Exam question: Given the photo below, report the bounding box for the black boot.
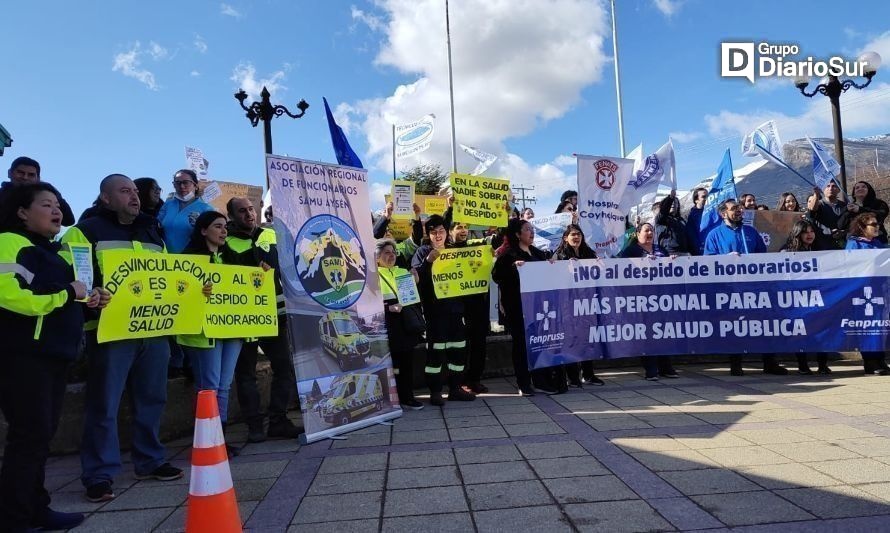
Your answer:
[796,354,813,375]
[246,417,266,443]
[864,358,877,375]
[763,355,788,375]
[447,374,476,401]
[816,354,831,374]
[427,371,445,406]
[730,355,744,376]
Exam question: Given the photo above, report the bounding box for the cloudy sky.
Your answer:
[4,0,890,216]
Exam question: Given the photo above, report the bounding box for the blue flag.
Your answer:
[808,137,842,191]
[699,149,738,243]
[323,97,363,169]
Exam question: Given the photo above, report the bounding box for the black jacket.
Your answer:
[0,229,83,359]
[492,245,550,324]
[654,196,689,254]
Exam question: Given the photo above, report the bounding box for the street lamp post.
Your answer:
[794,52,881,193]
[234,86,309,186]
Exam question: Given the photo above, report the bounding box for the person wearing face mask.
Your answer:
[0,183,110,532]
[156,169,212,254]
[411,215,476,405]
[178,211,261,456]
[61,175,181,504]
[619,222,679,381]
[845,213,890,375]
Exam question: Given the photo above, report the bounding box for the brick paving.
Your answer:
[35,361,890,531]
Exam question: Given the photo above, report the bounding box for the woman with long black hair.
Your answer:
[0,183,110,531]
[553,224,604,387]
[492,218,553,395]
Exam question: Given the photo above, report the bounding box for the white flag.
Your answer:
[185,146,210,178]
[394,115,435,159]
[741,120,784,165]
[577,155,635,257]
[623,140,676,207]
[807,137,842,191]
[460,144,498,175]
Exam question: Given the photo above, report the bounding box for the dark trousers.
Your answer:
[642,356,675,378]
[234,318,296,427]
[463,307,489,385]
[0,354,68,530]
[392,347,417,403]
[507,313,533,390]
[730,354,781,368]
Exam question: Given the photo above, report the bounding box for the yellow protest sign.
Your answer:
[450,173,511,227]
[431,245,493,299]
[383,193,448,240]
[98,251,211,343]
[204,265,278,338]
[425,197,447,216]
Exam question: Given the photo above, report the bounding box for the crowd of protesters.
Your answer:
[2,152,890,531]
[0,157,300,531]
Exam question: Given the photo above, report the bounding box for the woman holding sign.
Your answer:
[618,222,679,381]
[554,225,605,387]
[376,239,424,410]
[178,211,257,453]
[0,183,109,531]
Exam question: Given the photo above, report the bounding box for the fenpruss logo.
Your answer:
[529,300,565,349]
[853,286,884,317]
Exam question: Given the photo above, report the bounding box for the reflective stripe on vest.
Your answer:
[0,262,35,284]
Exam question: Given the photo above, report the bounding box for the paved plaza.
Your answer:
[32,361,890,532]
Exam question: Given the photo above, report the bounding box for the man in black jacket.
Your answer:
[1,157,75,226]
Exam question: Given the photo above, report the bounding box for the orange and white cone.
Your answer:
[186,390,242,533]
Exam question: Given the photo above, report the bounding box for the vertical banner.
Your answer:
[577,155,635,257]
[391,180,415,220]
[450,173,511,227]
[267,155,401,443]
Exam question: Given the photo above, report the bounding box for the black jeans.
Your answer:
[463,303,489,385]
[0,354,68,530]
[391,347,417,403]
[234,319,297,426]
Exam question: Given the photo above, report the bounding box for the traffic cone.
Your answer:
[186,390,242,533]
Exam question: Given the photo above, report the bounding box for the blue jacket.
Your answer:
[157,198,213,253]
[686,206,704,255]
[845,237,886,250]
[703,223,766,255]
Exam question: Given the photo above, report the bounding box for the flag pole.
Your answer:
[610,0,626,158]
[445,0,458,173]
[392,124,397,180]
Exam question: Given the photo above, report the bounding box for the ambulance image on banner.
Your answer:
[318,372,385,426]
[318,311,370,371]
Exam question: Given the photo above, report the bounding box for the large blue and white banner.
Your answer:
[519,250,890,369]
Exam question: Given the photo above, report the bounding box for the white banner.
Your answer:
[185,146,210,178]
[577,155,635,257]
[395,115,435,159]
[531,212,573,252]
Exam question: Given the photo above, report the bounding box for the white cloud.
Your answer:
[552,154,576,167]
[190,70,201,77]
[147,41,168,61]
[351,5,384,32]
[652,0,682,17]
[859,30,890,66]
[112,42,159,91]
[704,83,890,143]
[230,62,287,100]
[495,153,574,202]
[220,3,242,18]
[369,181,391,210]
[194,34,208,54]
[345,0,610,189]
[669,130,703,144]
